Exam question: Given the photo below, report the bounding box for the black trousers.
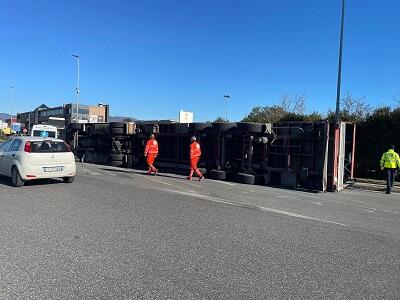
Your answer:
[385,168,397,193]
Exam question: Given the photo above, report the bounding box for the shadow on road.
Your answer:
[0,175,63,187]
[98,167,187,180]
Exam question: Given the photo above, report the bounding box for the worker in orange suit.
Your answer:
[144,134,158,175]
[187,136,204,181]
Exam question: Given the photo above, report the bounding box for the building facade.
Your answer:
[17,103,109,130]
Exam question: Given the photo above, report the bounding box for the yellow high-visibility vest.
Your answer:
[380,149,400,169]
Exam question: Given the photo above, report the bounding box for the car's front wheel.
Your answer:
[11,167,24,187]
[63,176,75,183]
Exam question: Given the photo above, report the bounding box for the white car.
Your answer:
[0,136,76,187]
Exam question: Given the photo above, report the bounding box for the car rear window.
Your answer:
[30,141,69,153]
[32,130,56,138]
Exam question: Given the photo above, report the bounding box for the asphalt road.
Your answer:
[0,163,400,299]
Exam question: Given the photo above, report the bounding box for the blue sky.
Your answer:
[1,0,399,121]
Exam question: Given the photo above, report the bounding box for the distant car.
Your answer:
[0,136,76,187]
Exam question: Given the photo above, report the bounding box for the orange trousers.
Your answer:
[146,154,157,173]
[189,157,203,178]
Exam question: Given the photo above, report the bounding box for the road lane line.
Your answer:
[209,180,235,186]
[145,176,177,187]
[160,188,348,227]
[174,179,204,188]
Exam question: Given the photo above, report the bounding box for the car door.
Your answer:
[0,139,13,175]
[3,139,22,177]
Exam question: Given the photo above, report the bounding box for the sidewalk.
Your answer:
[350,178,400,193]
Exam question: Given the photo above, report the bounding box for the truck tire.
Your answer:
[212,122,237,132]
[11,167,24,187]
[209,169,227,180]
[189,123,212,132]
[237,122,263,133]
[236,173,255,185]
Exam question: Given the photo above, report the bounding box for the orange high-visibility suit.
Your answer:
[188,141,204,180]
[144,138,159,174]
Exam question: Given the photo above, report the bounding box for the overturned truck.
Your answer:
[65,120,355,192]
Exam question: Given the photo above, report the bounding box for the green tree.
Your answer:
[242,106,287,123]
[242,92,315,123]
[214,116,228,122]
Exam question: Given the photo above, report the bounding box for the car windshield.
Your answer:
[32,130,56,138]
[30,141,69,153]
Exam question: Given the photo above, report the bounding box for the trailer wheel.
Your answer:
[209,169,227,180]
[212,122,237,132]
[110,127,124,135]
[110,122,125,128]
[236,173,255,185]
[237,122,263,133]
[189,123,212,132]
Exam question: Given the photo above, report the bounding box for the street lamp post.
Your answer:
[72,54,80,123]
[335,0,346,122]
[9,85,14,125]
[224,95,230,121]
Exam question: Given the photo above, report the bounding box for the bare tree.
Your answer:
[280,92,306,115]
[340,91,372,122]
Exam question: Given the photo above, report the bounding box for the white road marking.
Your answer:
[177,180,204,188]
[145,176,176,187]
[209,180,235,186]
[89,171,101,176]
[160,188,348,227]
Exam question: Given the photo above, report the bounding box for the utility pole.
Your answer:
[9,85,14,126]
[72,54,80,123]
[335,0,345,122]
[224,95,230,121]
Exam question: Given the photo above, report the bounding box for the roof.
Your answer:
[8,136,64,143]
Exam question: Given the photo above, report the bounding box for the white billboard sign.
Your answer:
[179,110,194,123]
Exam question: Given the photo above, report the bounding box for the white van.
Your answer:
[31,124,58,139]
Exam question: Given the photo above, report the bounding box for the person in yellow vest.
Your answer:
[380,145,400,194]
